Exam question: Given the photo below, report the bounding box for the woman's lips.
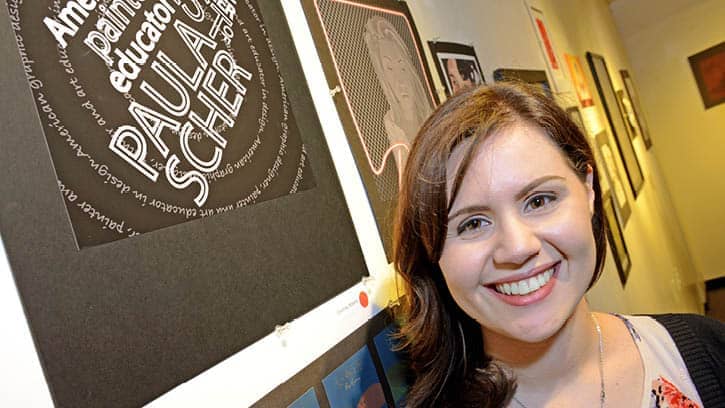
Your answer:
[487,262,560,306]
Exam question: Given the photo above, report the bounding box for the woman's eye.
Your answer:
[456,216,490,237]
[525,194,557,212]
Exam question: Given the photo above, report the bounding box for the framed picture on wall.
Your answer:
[688,41,725,109]
[586,52,644,198]
[603,192,631,287]
[620,70,653,149]
[428,41,485,97]
[595,131,631,227]
[524,4,568,93]
[493,68,552,96]
[0,1,370,406]
[616,89,639,141]
[300,0,439,260]
[565,53,594,107]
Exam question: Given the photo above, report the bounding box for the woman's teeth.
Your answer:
[495,268,554,296]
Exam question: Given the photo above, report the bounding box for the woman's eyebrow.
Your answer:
[447,175,566,221]
[514,175,565,200]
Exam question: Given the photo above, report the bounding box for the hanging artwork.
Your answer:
[493,68,552,96]
[603,192,631,286]
[254,306,409,407]
[0,1,368,407]
[617,89,638,141]
[688,41,725,109]
[595,131,631,227]
[565,53,594,107]
[620,70,653,149]
[525,4,568,93]
[428,41,485,97]
[301,0,438,260]
[586,52,644,198]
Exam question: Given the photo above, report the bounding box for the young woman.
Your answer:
[393,83,724,407]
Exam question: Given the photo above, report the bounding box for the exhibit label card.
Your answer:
[7,0,314,248]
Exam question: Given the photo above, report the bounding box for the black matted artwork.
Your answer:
[428,41,485,97]
[586,52,644,198]
[603,192,631,286]
[595,130,631,227]
[253,307,410,407]
[0,1,367,407]
[300,0,439,261]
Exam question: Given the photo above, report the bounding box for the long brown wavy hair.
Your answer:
[393,82,607,407]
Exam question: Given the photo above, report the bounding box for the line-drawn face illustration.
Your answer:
[364,16,432,185]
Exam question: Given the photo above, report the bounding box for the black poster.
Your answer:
[0,1,367,407]
[8,0,314,248]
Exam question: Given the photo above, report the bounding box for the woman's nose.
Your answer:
[492,216,541,267]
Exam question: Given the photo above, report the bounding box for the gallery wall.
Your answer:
[610,0,725,282]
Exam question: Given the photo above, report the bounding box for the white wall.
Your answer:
[610,0,725,282]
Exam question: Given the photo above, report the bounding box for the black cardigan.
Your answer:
[651,314,725,408]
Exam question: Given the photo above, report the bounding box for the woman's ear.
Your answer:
[586,165,595,214]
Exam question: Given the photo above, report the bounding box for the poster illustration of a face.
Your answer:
[307,0,437,258]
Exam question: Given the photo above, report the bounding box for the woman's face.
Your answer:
[438,123,596,344]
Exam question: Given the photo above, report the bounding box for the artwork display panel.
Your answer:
[688,41,725,109]
[428,41,485,97]
[595,131,631,227]
[586,52,644,198]
[525,5,568,93]
[254,307,410,407]
[300,0,439,260]
[565,53,594,107]
[603,192,631,286]
[0,1,368,407]
[493,68,552,96]
[620,70,653,149]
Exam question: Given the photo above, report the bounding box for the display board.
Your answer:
[0,1,367,406]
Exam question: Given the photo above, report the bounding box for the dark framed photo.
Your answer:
[301,0,439,260]
[620,70,653,149]
[493,68,552,96]
[586,52,644,198]
[1,2,368,406]
[603,192,631,287]
[688,41,725,109]
[595,131,631,227]
[428,41,485,97]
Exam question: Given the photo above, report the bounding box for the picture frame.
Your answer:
[428,41,485,97]
[595,131,631,227]
[0,2,369,406]
[565,53,594,107]
[616,89,638,141]
[300,0,439,260]
[524,4,568,93]
[586,52,644,198]
[620,70,653,149]
[493,68,552,96]
[688,41,725,109]
[602,191,631,287]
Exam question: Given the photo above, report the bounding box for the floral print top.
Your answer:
[615,315,703,408]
